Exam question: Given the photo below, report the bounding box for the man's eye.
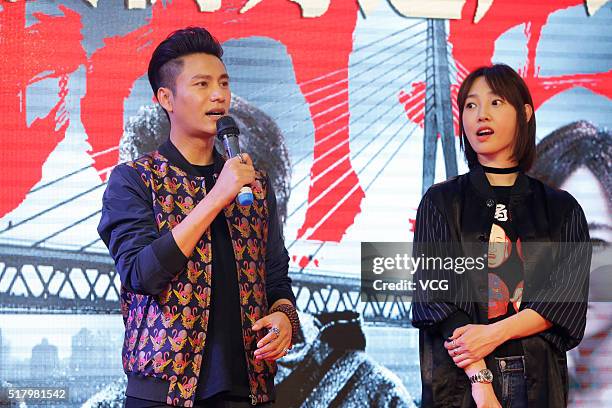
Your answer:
[465,102,476,109]
[197,82,208,87]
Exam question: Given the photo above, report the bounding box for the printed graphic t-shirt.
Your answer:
[487,186,524,357]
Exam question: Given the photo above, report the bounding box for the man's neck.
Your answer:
[169,132,215,166]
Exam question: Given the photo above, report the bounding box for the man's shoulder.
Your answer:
[125,150,191,179]
[107,151,166,194]
[126,150,162,170]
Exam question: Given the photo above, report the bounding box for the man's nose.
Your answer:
[210,88,225,102]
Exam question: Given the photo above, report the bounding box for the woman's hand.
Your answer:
[252,311,292,361]
[444,324,505,368]
[471,383,502,408]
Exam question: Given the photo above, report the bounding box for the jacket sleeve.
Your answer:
[97,164,188,295]
[522,204,591,352]
[263,177,295,307]
[411,193,473,337]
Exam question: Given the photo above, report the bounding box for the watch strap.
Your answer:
[469,369,493,384]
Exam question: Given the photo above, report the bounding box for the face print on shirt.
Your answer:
[489,274,524,319]
[487,202,525,319]
[488,222,511,268]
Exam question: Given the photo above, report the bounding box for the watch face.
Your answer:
[481,369,494,383]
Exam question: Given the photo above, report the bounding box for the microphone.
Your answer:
[216,116,254,206]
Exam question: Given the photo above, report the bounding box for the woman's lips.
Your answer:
[476,127,494,142]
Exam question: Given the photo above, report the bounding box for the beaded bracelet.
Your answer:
[270,303,300,344]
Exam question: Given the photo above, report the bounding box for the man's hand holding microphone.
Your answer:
[209,152,255,208]
[211,116,255,207]
[170,116,254,257]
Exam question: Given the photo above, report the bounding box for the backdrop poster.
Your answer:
[0,0,610,406]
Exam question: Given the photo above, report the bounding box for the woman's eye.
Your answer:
[492,99,503,106]
[465,102,476,109]
[197,82,208,87]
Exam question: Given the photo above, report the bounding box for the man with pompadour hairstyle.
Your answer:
[99,26,299,407]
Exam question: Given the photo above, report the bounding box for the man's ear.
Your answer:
[524,104,533,123]
[157,87,173,113]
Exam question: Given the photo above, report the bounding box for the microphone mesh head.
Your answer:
[216,115,239,138]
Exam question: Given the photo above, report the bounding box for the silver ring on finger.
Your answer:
[271,327,280,338]
[451,339,456,348]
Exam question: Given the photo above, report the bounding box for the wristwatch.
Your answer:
[469,368,493,384]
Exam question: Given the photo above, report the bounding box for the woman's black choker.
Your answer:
[482,165,520,174]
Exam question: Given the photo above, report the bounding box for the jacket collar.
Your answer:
[158,139,225,176]
[468,164,532,199]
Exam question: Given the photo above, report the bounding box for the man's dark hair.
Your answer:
[147,26,224,99]
[457,64,537,171]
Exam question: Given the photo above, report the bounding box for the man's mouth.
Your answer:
[205,109,226,117]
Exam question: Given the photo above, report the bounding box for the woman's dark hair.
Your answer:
[530,120,612,208]
[457,64,536,171]
[147,26,223,99]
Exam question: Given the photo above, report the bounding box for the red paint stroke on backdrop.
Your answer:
[400,0,612,130]
[398,82,460,135]
[0,2,85,219]
[408,217,416,233]
[81,0,363,243]
[0,0,363,243]
[298,255,310,269]
[293,255,319,269]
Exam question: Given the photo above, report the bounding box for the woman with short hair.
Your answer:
[412,64,591,408]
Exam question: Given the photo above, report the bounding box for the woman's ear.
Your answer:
[524,104,533,123]
[157,87,173,113]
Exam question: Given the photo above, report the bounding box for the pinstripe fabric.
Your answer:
[522,205,591,352]
[411,188,591,352]
[412,169,592,407]
[411,194,475,328]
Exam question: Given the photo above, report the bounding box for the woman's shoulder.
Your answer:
[527,175,587,232]
[422,173,468,203]
[527,174,580,209]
